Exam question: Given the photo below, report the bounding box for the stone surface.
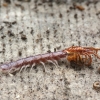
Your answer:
[0,0,100,100]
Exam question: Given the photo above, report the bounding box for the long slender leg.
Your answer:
[30,63,36,72]
[86,54,92,65]
[83,52,92,66]
[74,53,77,62]
[47,60,58,68]
[77,53,81,63]
[53,60,59,68]
[78,53,89,65]
[19,65,25,73]
[8,67,15,74]
[69,53,81,65]
[82,54,88,64]
[75,53,82,65]
[93,52,100,59]
[23,65,30,71]
[75,53,78,64]
[71,53,77,62]
[40,61,46,72]
[88,51,100,59]
[84,55,88,64]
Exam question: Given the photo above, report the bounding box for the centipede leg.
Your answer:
[78,54,81,63]
[75,53,84,65]
[81,53,88,64]
[75,53,80,63]
[83,53,92,66]
[74,53,81,64]
[76,53,88,65]
[30,63,36,72]
[19,65,25,73]
[53,60,59,67]
[8,68,14,74]
[87,54,92,65]
[23,65,29,71]
[88,51,100,59]
[47,60,58,68]
[76,53,80,63]
[79,53,87,65]
[8,66,19,74]
[93,52,100,59]
[40,61,46,72]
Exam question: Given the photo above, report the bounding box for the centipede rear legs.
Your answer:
[84,53,92,66]
[92,52,100,59]
[68,53,91,70]
[67,53,81,70]
[77,53,92,66]
[74,53,84,64]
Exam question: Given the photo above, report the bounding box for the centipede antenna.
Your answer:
[47,60,58,68]
[40,61,46,72]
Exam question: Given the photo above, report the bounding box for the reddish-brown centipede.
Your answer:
[0,51,67,73]
[63,46,100,65]
[0,46,100,73]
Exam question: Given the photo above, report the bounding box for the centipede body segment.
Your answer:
[0,51,67,73]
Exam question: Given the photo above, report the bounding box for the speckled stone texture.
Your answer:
[0,0,100,100]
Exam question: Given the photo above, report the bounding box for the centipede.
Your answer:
[63,46,100,65]
[0,46,100,73]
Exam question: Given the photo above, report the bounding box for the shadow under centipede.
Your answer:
[11,71,18,76]
[70,61,94,71]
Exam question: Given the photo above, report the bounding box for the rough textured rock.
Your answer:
[0,0,100,100]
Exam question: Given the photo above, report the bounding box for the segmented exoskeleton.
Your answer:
[0,51,67,73]
[0,46,100,73]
